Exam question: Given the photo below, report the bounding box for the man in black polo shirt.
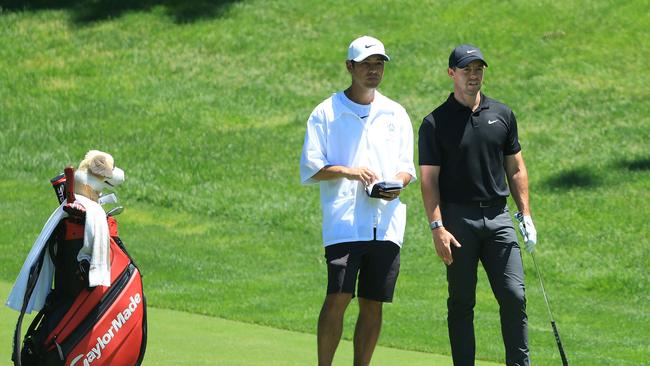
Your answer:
[418,44,537,366]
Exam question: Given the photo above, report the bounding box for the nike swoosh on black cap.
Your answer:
[449,44,488,68]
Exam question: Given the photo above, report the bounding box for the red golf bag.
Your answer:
[12,167,147,366]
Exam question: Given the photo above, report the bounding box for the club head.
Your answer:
[98,193,118,205]
[107,206,124,217]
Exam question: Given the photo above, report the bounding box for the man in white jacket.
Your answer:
[300,36,416,366]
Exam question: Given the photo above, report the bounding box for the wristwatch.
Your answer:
[429,219,444,230]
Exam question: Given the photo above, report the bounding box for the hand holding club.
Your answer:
[515,212,537,253]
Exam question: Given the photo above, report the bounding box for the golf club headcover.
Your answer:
[76,150,126,196]
[515,212,537,253]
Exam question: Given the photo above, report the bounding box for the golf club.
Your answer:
[107,206,124,217]
[530,251,569,366]
[64,166,76,204]
[98,192,118,205]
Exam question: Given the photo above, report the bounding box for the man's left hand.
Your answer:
[516,213,537,253]
[379,190,401,201]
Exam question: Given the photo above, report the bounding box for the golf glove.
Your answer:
[515,212,537,253]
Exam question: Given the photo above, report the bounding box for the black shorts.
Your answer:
[324,240,400,302]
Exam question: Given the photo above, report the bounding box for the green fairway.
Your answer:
[1,1,649,365]
[0,281,501,365]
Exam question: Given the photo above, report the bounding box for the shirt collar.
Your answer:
[333,90,386,120]
[447,92,490,112]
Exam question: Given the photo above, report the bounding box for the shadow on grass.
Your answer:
[618,157,650,172]
[544,166,602,190]
[0,0,240,23]
[542,156,649,191]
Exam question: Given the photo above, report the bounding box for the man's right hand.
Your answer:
[345,166,378,187]
[432,228,461,265]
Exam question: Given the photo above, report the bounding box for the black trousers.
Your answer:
[442,202,530,366]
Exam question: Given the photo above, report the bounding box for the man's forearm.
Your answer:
[395,171,414,188]
[312,165,379,187]
[420,180,442,223]
[505,153,531,215]
[419,166,443,222]
[509,171,530,215]
[312,165,350,181]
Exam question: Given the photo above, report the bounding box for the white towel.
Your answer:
[6,195,111,313]
[6,203,63,313]
[75,195,111,287]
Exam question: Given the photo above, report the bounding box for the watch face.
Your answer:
[430,220,443,229]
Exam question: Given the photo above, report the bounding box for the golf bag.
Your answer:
[12,169,147,366]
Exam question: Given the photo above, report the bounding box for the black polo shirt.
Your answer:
[418,92,521,203]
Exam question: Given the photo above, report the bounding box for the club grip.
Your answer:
[64,166,76,204]
[551,321,569,366]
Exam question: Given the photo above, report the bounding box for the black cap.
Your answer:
[448,44,488,68]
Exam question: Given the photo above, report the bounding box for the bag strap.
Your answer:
[12,246,48,366]
[13,166,78,365]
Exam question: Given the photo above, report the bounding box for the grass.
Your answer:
[1,0,649,365]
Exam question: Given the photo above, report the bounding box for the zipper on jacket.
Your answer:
[373,214,379,241]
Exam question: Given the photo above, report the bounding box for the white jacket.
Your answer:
[300,91,416,247]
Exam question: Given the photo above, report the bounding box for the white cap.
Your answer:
[347,36,390,62]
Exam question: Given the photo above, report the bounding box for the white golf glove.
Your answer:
[515,212,537,253]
